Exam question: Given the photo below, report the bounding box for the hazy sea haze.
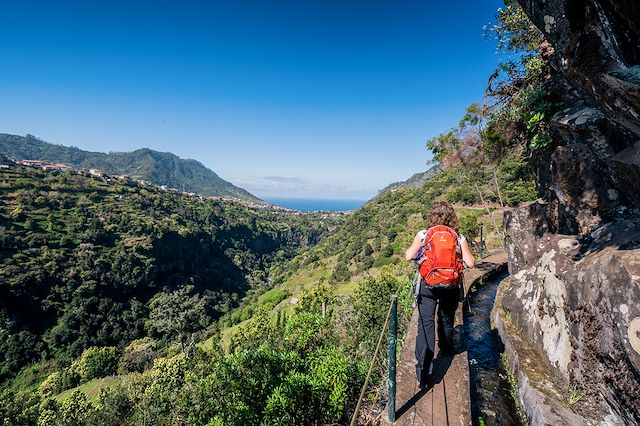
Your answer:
[263,198,366,212]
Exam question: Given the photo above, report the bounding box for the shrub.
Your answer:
[446,186,479,204]
[118,338,157,374]
[71,346,119,382]
[229,306,274,353]
[380,244,394,257]
[295,284,337,316]
[498,156,538,205]
[457,210,483,243]
[307,346,360,421]
[330,262,351,284]
[38,371,64,398]
[284,312,332,355]
[59,390,94,425]
[348,272,401,353]
[373,256,395,268]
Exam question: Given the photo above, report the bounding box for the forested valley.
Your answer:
[0,165,346,423]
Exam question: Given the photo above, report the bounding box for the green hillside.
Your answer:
[377,164,441,194]
[271,156,535,295]
[0,165,339,385]
[0,133,259,201]
[0,114,540,426]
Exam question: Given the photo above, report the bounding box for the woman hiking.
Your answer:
[404,201,475,389]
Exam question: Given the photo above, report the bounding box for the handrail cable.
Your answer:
[349,297,395,426]
[349,272,416,425]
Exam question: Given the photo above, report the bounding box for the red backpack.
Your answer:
[418,225,464,287]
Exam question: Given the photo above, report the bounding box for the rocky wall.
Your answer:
[504,203,640,423]
[501,1,640,422]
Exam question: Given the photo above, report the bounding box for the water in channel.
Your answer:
[463,270,524,426]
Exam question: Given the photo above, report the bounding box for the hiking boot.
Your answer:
[417,375,431,390]
[417,363,434,390]
[438,345,455,357]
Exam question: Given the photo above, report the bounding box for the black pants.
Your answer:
[415,284,460,385]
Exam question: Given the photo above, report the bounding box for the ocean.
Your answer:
[263,198,367,212]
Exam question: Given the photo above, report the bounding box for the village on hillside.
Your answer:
[0,153,346,218]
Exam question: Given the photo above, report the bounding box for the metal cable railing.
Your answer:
[349,294,397,426]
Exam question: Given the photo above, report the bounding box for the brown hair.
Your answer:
[426,201,459,230]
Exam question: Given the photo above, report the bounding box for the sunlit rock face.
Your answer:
[504,1,640,423]
[505,205,640,423]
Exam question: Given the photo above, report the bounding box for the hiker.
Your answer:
[404,201,475,389]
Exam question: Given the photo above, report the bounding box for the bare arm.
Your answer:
[405,233,422,261]
[460,239,475,269]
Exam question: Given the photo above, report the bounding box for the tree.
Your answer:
[426,130,461,164]
[146,285,210,354]
[295,284,337,317]
[71,346,119,382]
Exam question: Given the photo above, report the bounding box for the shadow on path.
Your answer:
[430,354,454,387]
[395,387,429,419]
[394,353,455,420]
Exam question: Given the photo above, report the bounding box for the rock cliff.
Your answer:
[500,1,640,424]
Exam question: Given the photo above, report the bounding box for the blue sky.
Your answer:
[0,0,504,199]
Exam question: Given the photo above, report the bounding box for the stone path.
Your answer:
[382,252,508,426]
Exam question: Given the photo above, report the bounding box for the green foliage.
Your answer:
[117,337,157,374]
[257,288,289,308]
[0,388,41,425]
[522,86,563,146]
[34,390,94,426]
[526,111,545,130]
[457,209,483,243]
[284,313,332,355]
[530,132,551,149]
[0,165,337,381]
[446,185,480,204]
[147,285,210,352]
[295,284,337,316]
[498,156,538,205]
[71,347,119,383]
[476,1,563,159]
[229,306,275,353]
[262,347,355,425]
[567,382,586,405]
[488,0,544,54]
[347,272,402,353]
[38,372,67,398]
[426,130,461,163]
[59,390,94,425]
[330,262,351,284]
[527,111,552,149]
[37,368,80,398]
[372,255,395,268]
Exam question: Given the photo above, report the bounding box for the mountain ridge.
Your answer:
[377,164,441,195]
[0,133,259,201]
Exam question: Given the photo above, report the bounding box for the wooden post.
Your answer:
[479,223,484,258]
[322,302,326,318]
[388,295,397,422]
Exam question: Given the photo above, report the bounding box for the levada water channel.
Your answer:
[464,270,524,425]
